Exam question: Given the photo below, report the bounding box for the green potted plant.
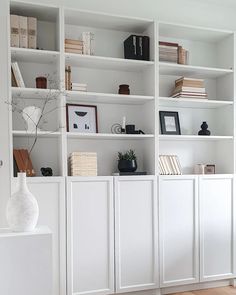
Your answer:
[118,149,137,172]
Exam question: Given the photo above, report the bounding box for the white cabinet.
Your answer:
[159,176,199,287]
[67,177,114,295]
[199,175,235,281]
[114,176,158,293]
[12,177,66,295]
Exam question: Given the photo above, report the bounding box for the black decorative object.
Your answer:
[125,124,145,135]
[118,150,137,172]
[159,111,181,135]
[119,84,130,95]
[198,121,211,136]
[124,35,150,61]
[41,167,53,176]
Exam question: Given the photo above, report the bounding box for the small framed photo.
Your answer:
[159,111,181,135]
[66,104,98,133]
[205,164,215,174]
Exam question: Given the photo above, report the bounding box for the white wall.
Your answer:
[15,0,236,30]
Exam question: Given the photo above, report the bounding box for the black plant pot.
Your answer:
[118,159,137,172]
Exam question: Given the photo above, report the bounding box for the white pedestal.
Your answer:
[0,227,52,295]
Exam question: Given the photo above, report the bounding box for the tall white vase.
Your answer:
[6,173,39,232]
[22,106,42,133]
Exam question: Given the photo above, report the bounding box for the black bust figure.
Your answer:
[198,121,211,136]
[41,167,53,176]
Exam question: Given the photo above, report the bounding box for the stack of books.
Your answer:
[65,39,83,54]
[13,149,35,177]
[65,66,71,90]
[71,83,87,92]
[10,15,37,49]
[159,155,182,175]
[70,152,97,176]
[172,77,207,99]
[159,42,178,63]
[159,41,189,64]
[11,62,25,87]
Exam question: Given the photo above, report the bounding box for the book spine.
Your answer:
[28,17,37,49]
[10,15,19,47]
[19,16,28,48]
[68,66,71,90]
[14,62,25,87]
[142,36,150,61]
[11,63,21,87]
[11,67,18,87]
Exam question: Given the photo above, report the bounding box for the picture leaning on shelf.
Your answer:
[159,111,181,135]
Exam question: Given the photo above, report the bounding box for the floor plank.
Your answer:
[171,286,236,295]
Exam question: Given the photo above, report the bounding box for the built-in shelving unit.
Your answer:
[8,2,236,177]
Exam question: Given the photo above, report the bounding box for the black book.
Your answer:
[142,36,150,61]
[124,35,137,60]
[113,172,147,176]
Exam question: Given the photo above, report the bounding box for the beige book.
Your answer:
[65,39,83,45]
[65,43,83,50]
[10,15,19,47]
[28,17,37,49]
[65,48,83,54]
[19,16,28,48]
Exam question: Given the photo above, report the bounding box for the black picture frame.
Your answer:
[159,111,181,135]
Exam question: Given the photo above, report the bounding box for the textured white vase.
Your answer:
[22,106,42,133]
[6,173,39,232]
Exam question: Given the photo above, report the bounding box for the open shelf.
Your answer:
[11,47,60,64]
[65,91,154,105]
[159,97,233,109]
[159,135,233,141]
[159,62,233,78]
[12,130,61,138]
[11,87,62,99]
[67,132,154,140]
[65,53,154,71]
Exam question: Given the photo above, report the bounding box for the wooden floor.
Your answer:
[171,286,236,295]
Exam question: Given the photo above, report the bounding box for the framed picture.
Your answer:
[205,164,215,174]
[66,104,98,133]
[159,111,181,135]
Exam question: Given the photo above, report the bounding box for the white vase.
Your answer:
[22,106,42,133]
[6,173,39,232]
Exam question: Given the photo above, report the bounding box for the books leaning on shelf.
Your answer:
[159,155,182,175]
[10,15,37,49]
[11,62,25,87]
[65,39,83,54]
[124,35,150,61]
[171,77,207,99]
[65,65,72,90]
[82,32,95,55]
[159,41,189,65]
[71,83,87,92]
[13,149,35,177]
[70,152,97,176]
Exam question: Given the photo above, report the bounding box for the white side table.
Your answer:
[0,227,52,295]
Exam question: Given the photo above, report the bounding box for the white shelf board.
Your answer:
[12,130,61,138]
[65,91,154,105]
[159,97,234,109]
[159,62,233,78]
[65,53,154,71]
[11,47,60,64]
[159,21,233,43]
[67,132,154,140]
[11,87,61,99]
[64,8,153,33]
[159,135,233,141]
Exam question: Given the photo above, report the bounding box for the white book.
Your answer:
[170,155,179,175]
[12,62,25,88]
[28,17,37,49]
[174,155,182,175]
[19,16,28,48]
[160,155,168,175]
[10,15,19,47]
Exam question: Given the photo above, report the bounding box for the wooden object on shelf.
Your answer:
[13,149,35,177]
[36,76,47,89]
[69,152,97,176]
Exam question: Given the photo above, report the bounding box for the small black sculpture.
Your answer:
[198,121,211,136]
[41,167,53,176]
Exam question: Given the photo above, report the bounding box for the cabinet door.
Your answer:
[12,177,66,295]
[159,176,199,287]
[199,175,235,282]
[67,177,114,295]
[115,176,158,293]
